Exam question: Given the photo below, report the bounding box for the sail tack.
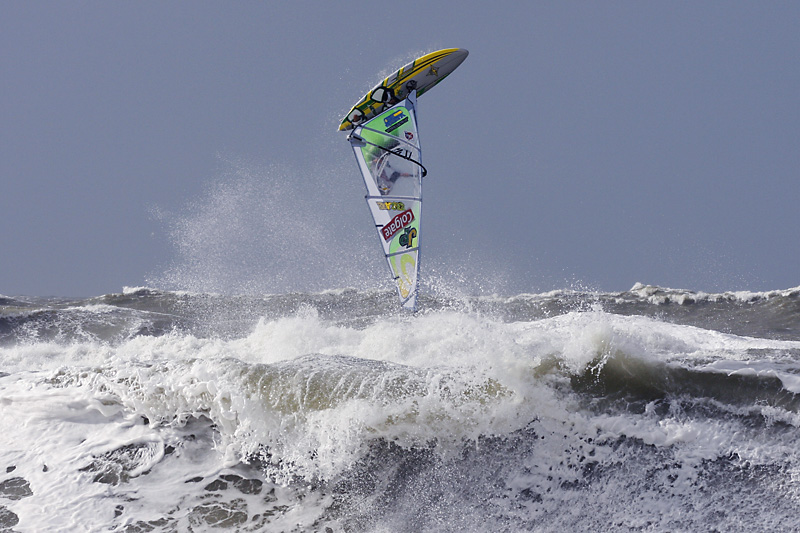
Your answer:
[348,92,423,310]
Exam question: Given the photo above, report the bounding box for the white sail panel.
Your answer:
[348,92,423,310]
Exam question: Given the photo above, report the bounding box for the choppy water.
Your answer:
[2,284,800,532]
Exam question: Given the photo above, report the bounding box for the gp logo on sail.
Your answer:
[381,209,415,241]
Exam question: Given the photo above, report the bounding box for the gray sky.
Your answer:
[2,1,798,297]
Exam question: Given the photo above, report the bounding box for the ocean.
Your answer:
[1,284,800,532]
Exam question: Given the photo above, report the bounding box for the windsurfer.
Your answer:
[376,155,412,194]
[369,140,412,194]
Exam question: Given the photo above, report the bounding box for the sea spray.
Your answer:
[2,287,800,531]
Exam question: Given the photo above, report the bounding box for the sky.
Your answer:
[2,1,798,297]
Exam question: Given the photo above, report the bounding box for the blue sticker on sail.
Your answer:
[384,109,409,133]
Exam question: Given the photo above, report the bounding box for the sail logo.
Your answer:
[398,226,417,248]
[376,201,405,211]
[392,254,416,298]
[381,209,415,241]
[383,109,409,133]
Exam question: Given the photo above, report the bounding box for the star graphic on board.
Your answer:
[427,65,439,77]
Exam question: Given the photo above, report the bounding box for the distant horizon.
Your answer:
[4,282,800,301]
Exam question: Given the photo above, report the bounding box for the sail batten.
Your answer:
[386,247,419,258]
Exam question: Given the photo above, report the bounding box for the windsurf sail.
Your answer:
[347,91,423,311]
